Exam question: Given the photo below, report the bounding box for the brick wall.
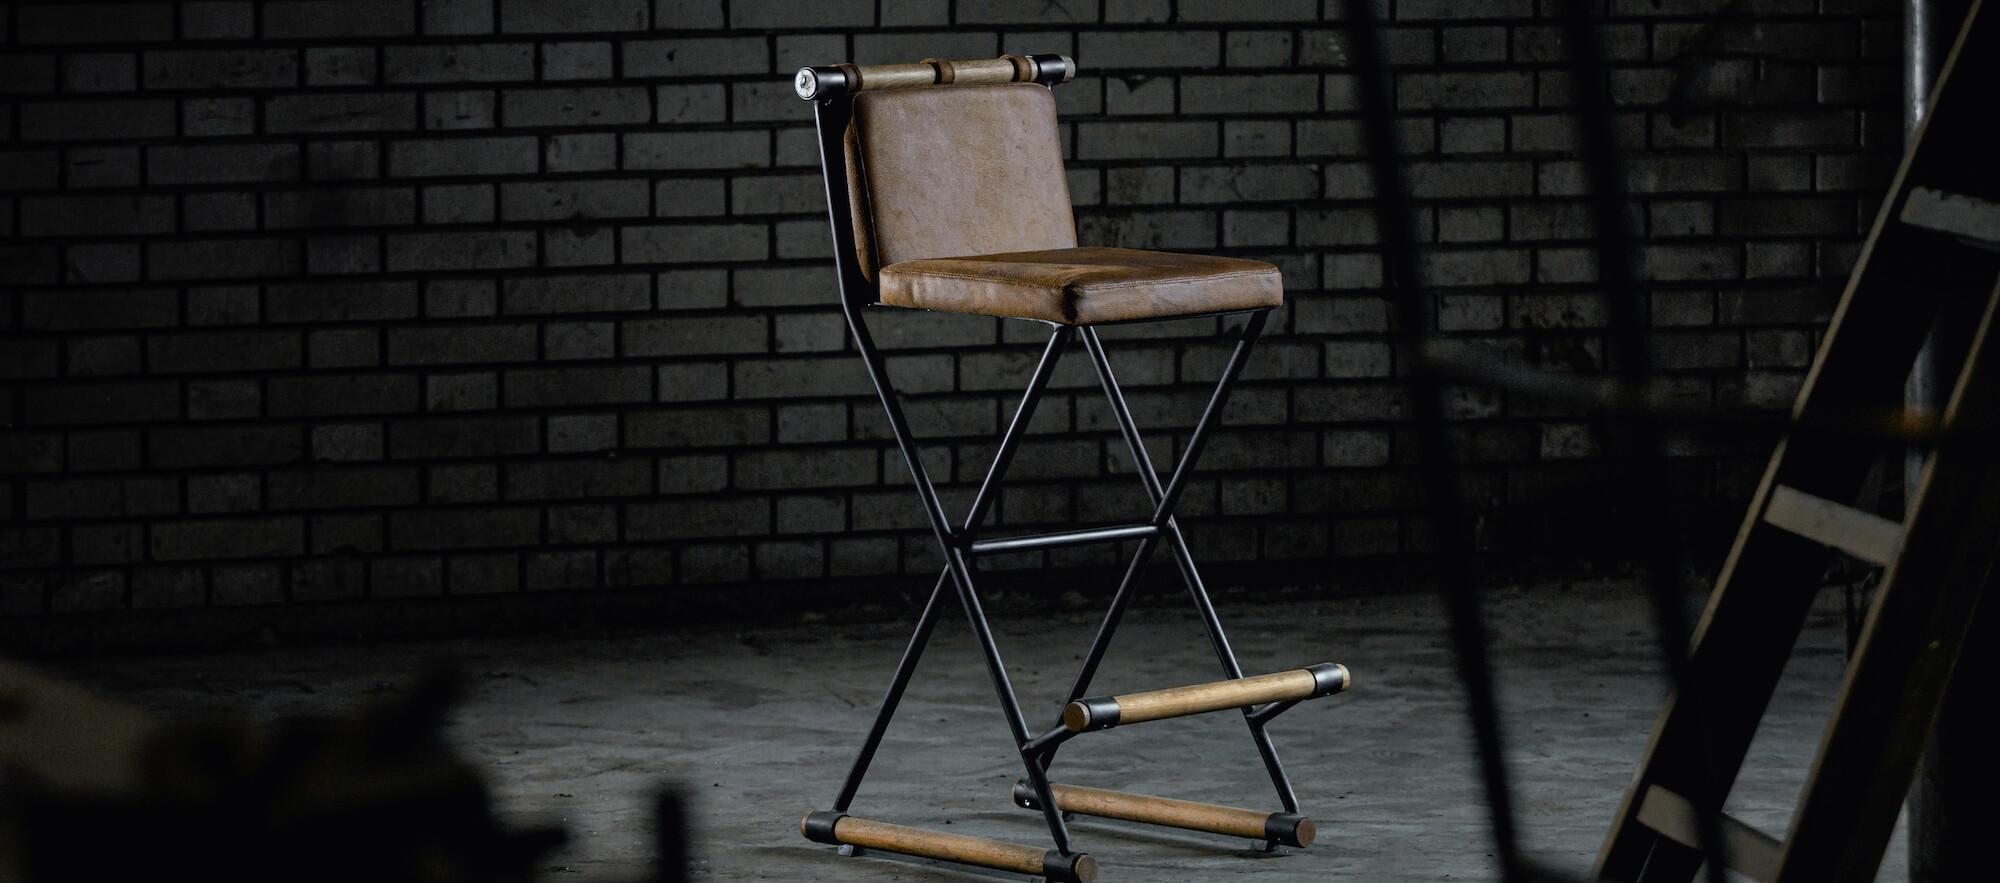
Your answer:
[0,1,1900,627]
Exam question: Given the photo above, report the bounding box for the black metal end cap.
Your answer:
[1011,779,1045,810]
[1041,850,1098,883]
[1264,812,1316,848]
[1306,662,1351,697]
[1063,696,1120,732]
[793,66,849,101]
[800,810,847,845]
[1026,53,1076,85]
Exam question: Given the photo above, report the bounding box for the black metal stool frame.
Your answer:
[798,58,1310,876]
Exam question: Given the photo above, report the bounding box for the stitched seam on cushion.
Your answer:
[884,267,1275,288]
[882,268,1057,285]
[1080,269,1278,290]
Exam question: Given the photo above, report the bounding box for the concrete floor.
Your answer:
[52,579,1908,882]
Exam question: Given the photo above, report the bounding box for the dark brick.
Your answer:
[628,405,769,448]
[732,0,872,27]
[628,497,769,540]
[20,195,175,237]
[266,93,416,133]
[391,507,538,550]
[270,374,419,417]
[385,44,534,83]
[143,49,298,89]
[148,425,301,469]
[269,280,420,322]
[264,187,416,228]
[266,465,416,510]
[622,223,767,264]
[149,144,302,185]
[623,316,765,356]
[624,37,768,77]
[505,366,652,407]
[387,231,537,271]
[504,87,651,127]
[149,238,300,281]
[1184,75,1318,114]
[506,458,650,500]
[149,331,303,374]
[391,136,540,177]
[502,0,648,32]
[372,556,443,597]
[624,131,768,170]
[501,180,649,222]
[502,273,651,314]
[263,0,415,38]
[25,381,179,426]
[20,100,176,141]
[391,416,541,459]
[151,518,303,561]
[18,4,174,44]
[388,324,538,365]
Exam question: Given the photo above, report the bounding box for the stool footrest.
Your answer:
[1064,662,1350,732]
[801,811,1096,883]
[1012,782,1316,848]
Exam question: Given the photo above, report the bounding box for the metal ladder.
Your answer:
[1596,3,2000,881]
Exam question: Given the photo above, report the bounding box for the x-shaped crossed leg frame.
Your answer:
[802,306,1352,883]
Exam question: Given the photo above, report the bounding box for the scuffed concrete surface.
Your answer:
[45,581,1906,881]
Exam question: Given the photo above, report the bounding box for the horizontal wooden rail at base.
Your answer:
[800,811,1096,883]
[1901,186,2000,246]
[1013,781,1316,848]
[1633,785,1781,882]
[1064,662,1350,732]
[1761,485,1904,566]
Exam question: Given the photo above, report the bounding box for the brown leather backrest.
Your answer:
[844,83,1077,283]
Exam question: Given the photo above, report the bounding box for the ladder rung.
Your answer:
[1012,781,1316,848]
[1634,785,1782,882]
[801,811,1095,883]
[1900,187,2000,247]
[1761,485,1903,566]
[968,522,1160,555]
[1063,662,1350,733]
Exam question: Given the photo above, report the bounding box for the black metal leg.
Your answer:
[836,310,1077,852]
[1049,313,1303,812]
[827,306,1293,865]
[832,574,947,812]
[829,327,1072,813]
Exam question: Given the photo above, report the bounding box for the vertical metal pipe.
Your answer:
[1907,6,1982,880]
[1902,3,1942,878]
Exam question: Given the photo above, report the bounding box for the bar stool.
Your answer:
[791,55,1354,882]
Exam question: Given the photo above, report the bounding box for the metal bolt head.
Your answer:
[794,68,818,100]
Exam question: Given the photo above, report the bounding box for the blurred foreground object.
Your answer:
[0,663,564,883]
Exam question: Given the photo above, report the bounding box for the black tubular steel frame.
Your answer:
[802,62,1309,872]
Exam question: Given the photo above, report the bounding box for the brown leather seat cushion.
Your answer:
[878,246,1283,325]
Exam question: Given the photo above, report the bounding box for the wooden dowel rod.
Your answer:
[1065,663,1349,732]
[1015,782,1317,847]
[801,813,1096,883]
[946,56,1019,85]
[851,62,936,91]
[795,55,1076,100]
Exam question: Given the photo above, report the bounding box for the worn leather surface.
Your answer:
[878,246,1283,325]
[847,83,1076,280]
